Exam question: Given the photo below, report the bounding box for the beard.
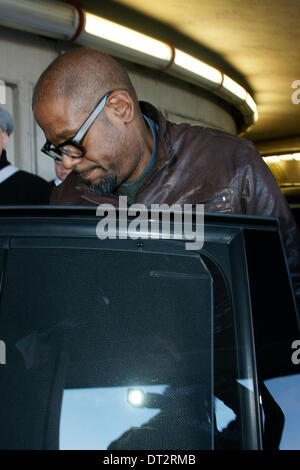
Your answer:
[85,174,118,195]
[75,166,118,196]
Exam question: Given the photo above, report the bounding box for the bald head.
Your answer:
[33,47,138,114]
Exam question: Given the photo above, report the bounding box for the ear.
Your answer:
[106,90,134,125]
[1,131,8,149]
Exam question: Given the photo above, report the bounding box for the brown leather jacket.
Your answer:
[51,101,300,311]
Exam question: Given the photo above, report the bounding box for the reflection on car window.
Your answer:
[60,385,168,450]
[264,374,300,449]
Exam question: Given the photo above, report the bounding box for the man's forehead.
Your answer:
[34,98,84,141]
[55,126,79,140]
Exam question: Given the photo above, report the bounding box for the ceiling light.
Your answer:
[0,0,258,129]
[280,154,294,161]
[263,156,280,163]
[85,13,172,62]
[0,0,78,40]
[222,75,247,101]
[263,153,300,162]
[245,93,257,113]
[173,49,222,86]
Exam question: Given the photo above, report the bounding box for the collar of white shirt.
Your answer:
[0,164,19,184]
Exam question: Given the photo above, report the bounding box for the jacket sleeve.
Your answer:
[238,141,300,314]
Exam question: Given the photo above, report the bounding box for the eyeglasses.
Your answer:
[41,91,112,161]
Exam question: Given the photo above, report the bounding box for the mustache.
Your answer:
[73,164,105,176]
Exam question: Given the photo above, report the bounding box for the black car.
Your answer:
[0,207,299,450]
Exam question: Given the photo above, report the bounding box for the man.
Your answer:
[50,159,72,189]
[32,47,300,311]
[0,108,52,204]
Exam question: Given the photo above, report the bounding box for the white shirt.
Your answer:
[0,164,19,184]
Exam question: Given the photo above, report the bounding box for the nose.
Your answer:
[61,153,81,170]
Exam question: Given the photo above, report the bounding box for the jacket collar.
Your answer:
[139,102,172,170]
[74,102,172,195]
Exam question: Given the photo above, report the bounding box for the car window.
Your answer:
[0,247,214,449]
[0,239,260,449]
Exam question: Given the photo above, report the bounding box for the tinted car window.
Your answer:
[0,247,215,449]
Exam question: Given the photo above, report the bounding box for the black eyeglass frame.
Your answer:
[40,91,113,161]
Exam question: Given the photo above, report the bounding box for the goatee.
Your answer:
[83,174,118,196]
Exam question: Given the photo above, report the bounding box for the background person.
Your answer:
[0,108,51,204]
[50,160,72,189]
